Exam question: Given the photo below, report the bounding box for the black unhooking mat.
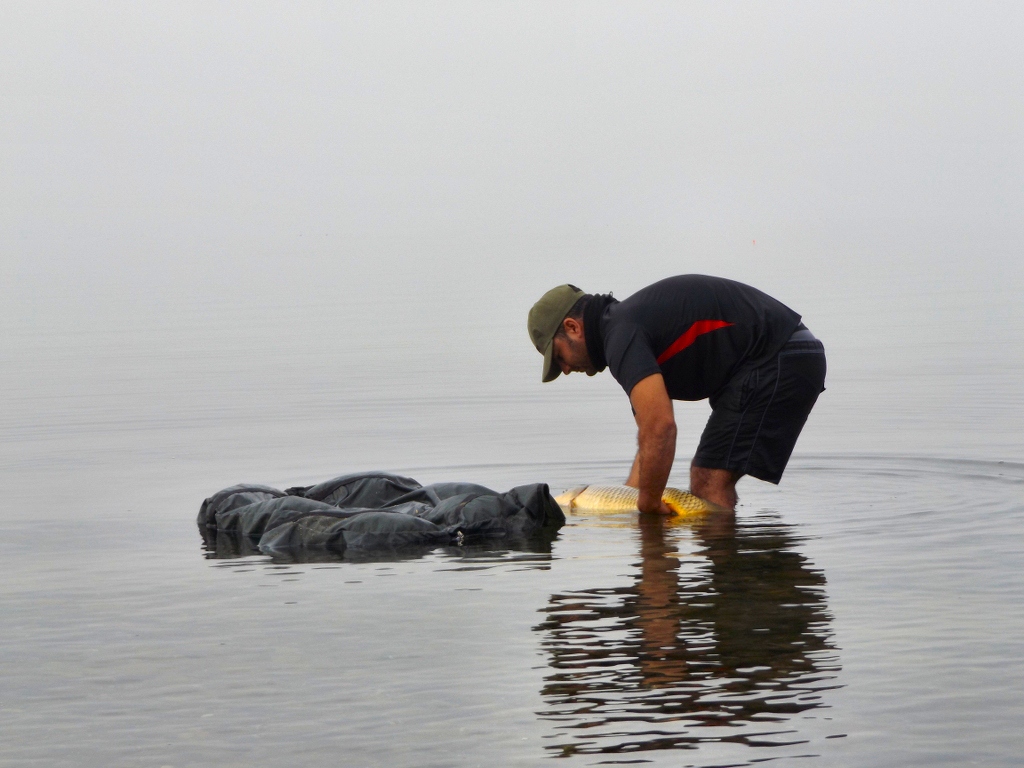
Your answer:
[197,471,564,559]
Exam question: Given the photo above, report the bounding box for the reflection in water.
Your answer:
[536,513,840,758]
[199,525,558,566]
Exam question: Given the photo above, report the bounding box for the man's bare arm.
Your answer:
[629,373,676,514]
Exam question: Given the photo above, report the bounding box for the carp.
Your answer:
[554,484,725,517]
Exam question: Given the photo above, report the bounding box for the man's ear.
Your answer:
[562,316,583,339]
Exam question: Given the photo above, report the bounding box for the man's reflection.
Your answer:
[536,512,839,757]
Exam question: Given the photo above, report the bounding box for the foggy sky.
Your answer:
[2,2,1022,346]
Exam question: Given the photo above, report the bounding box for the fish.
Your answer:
[554,484,725,517]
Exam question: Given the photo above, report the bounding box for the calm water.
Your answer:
[2,284,1023,767]
[5,4,1024,764]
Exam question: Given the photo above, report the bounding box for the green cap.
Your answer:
[527,284,585,382]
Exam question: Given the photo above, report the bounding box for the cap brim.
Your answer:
[542,341,561,382]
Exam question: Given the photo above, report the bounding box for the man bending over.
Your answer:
[527,275,826,512]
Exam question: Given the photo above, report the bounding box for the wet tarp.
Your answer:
[197,471,564,558]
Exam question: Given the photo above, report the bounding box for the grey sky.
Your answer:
[2,2,1021,342]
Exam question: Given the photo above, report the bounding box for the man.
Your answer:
[527,275,826,512]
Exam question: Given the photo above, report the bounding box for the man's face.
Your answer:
[551,317,598,376]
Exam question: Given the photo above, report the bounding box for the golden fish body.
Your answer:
[554,484,722,517]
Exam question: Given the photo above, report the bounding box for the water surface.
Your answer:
[3,433,1022,766]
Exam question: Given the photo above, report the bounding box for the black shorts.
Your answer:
[692,335,826,484]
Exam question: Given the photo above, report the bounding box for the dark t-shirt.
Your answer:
[600,275,802,400]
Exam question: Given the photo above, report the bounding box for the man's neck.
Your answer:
[583,294,617,372]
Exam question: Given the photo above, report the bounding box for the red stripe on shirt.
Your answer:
[655,320,735,365]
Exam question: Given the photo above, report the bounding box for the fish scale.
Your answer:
[554,484,722,516]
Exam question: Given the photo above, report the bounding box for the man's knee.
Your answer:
[690,464,741,510]
[690,464,740,492]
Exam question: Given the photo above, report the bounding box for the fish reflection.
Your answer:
[536,512,840,758]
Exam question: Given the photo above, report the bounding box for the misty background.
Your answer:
[2,2,1022,502]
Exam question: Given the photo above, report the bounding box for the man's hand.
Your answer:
[629,373,677,514]
[647,498,676,515]
[625,451,674,514]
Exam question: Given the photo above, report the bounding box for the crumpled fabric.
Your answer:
[197,472,564,558]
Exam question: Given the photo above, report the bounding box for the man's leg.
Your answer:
[690,463,741,510]
[625,449,641,488]
[692,336,826,507]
